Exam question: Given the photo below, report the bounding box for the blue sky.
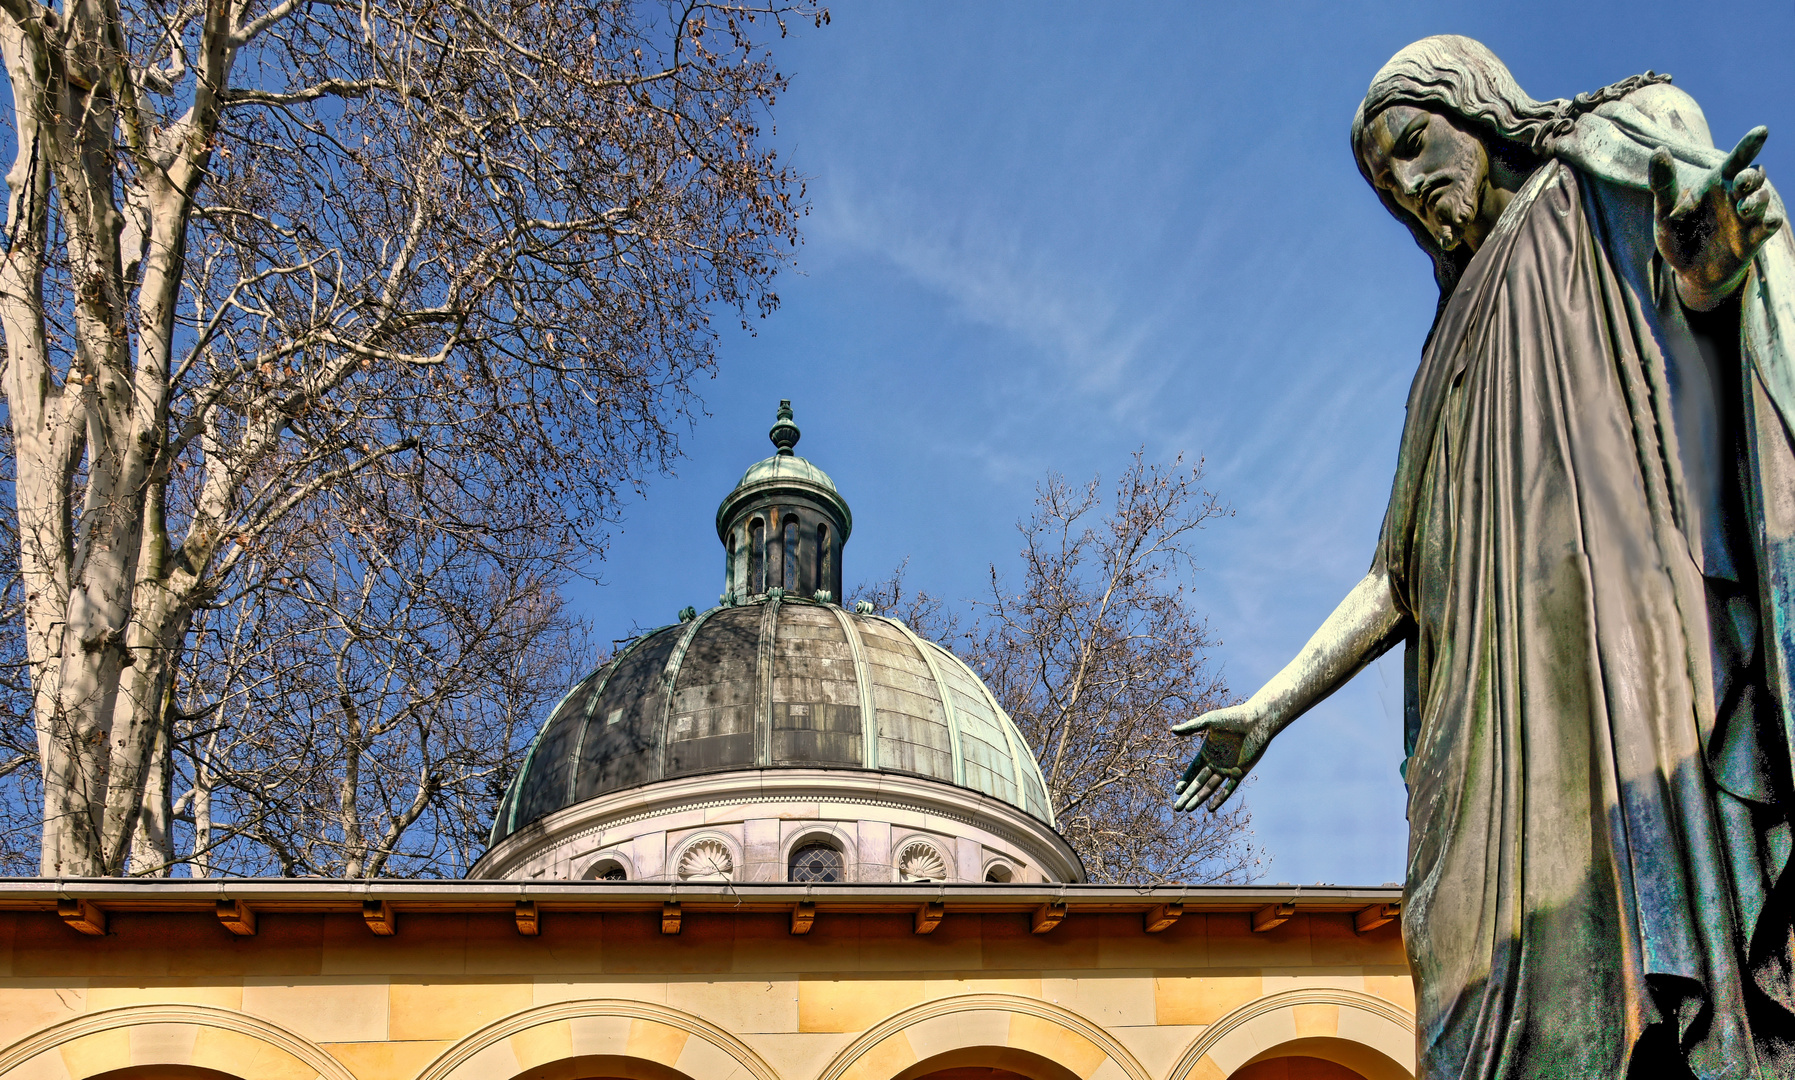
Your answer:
[569,1,1795,886]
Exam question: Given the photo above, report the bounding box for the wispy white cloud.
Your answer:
[812,173,1161,395]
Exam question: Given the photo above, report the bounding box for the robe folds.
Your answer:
[1378,155,1795,1079]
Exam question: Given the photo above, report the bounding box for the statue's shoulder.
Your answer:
[1614,82,1715,150]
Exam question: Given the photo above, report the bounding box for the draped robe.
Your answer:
[1379,150,1795,1078]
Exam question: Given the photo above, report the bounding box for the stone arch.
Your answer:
[892,1047,1080,1079]
[85,1070,243,1080]
[580,849,635,881]
[815,993,1151,1080]
[0,1003,351,1080]
[510,1057,691,1080]
[783,822,856,881]
[1168,989,1415,1080]
[413,999,779,1080]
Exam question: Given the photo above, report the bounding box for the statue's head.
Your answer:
[1350,36,1559,297]
[1351,36,1673,306]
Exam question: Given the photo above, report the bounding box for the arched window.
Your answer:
[783,515,800,591]
[725,532,737,598]
[816,522,831,597]
[586,859,627,881]
[749,518,765,594]
[985,862,1014,883]
[789,842,844,883]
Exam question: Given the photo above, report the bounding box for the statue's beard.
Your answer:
[1430,176,1483,250]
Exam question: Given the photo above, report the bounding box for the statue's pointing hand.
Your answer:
[1651,126,1785,311]
[1171,702,1275,814]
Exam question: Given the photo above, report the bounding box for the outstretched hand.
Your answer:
[1171,702,1276,814]
[1651,126,1784,311]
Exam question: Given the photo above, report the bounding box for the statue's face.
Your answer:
[1358,104,1492,251]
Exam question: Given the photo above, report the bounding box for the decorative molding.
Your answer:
[815,992,1152,1080]
[896,838,949,882]
[0,1003,355,1080]
[674,836,736,881]
[1167,987,1418,1080]
[473,767,1079,882]
[414,997,779,1080]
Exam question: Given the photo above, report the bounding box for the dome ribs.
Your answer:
[886,618,970,789]
[824,605,882,769]
[571,629,681,804]
[854,617,955,784]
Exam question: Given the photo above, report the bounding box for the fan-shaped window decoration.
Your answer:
[897,841,948,882]
[789,842,844,883]
[677,838,735,881]
[985,862,1014,883]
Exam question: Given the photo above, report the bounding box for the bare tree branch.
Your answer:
[855,454,1259,885]
[0,0,823,876]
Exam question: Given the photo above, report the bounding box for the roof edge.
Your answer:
[0,877,1402,913]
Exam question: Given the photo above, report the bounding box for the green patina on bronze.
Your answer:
[1175,36,1795,1080]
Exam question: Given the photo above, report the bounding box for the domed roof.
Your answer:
[489,594,1055,845]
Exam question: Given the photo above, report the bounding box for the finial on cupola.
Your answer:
[769,399,800,456]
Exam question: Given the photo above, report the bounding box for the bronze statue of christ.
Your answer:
[1176,35,1795,1080]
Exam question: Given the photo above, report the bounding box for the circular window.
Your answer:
[789,842,845,883]
[677,838,735,881]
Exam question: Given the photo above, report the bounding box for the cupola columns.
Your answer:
[716,401,852,606]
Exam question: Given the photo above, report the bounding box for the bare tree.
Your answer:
[139,471,595,878]
[856,455,1259,884]
[0,0,821,875]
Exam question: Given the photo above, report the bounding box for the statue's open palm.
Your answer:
[1652,127,1784,310]
[1171,703,1277,813]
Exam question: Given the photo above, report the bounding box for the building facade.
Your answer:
[0,404,1415,1080]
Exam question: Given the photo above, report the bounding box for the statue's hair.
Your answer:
[1349,35,1669,308]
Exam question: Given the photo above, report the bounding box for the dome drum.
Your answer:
[473,766,1078,883]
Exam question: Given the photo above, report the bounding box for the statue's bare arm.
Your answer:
[1171,568,1406,813]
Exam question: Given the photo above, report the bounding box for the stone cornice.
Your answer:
[0,877,1403,913]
